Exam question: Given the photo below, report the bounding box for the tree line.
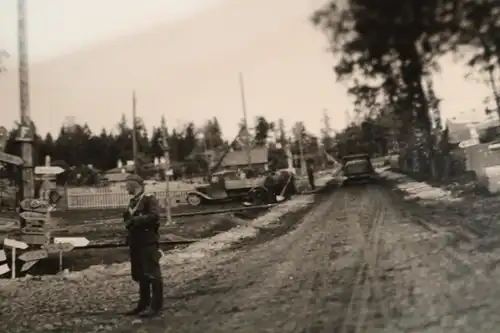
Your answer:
[0,113,332,184]
[11,0,497,183]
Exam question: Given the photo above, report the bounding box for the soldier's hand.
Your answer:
[125,219,134,229]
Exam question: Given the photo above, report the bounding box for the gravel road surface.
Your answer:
[4,183,500,332]
[114,184,500,333]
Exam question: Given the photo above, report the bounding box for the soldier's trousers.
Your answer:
[129,244,163,310]
[129,244,162,282]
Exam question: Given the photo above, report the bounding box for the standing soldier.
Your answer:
[123,174,164,317]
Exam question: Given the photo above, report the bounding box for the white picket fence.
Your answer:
[63,173,329,210]
[65,187,190,210]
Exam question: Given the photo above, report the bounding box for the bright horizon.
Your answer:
[0,0,495,140]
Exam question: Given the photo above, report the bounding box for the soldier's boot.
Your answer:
[125,280,151,316]
[140,280,163,318]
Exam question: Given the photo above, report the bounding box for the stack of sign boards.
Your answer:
[19,198,54,245]
[18,165,64,246]
[0,236,89,278]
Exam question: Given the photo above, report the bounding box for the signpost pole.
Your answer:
[58,250,63,272]
[42,155,52,244]
[17,0,35,199]
[11,248,16,279]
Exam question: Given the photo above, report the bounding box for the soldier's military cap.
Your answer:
[126,174,145,185]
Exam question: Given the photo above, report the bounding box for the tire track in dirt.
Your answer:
[340,188,377,333]
[340,187,398,333]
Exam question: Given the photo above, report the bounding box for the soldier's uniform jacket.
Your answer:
[124,192,160,247]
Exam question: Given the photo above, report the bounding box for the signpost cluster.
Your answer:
[18,156,64,246]
[1,236,89,278]
[0,148,89,278]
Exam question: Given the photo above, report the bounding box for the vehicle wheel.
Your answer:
[187,194,202,207]
[248,187,269,204]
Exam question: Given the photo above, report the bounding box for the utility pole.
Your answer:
[160,124,172,224]
[239,72,252,170]
[132,90,138,174]
[18,0,34,199]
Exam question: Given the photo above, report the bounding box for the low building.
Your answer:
[220,147,269,172]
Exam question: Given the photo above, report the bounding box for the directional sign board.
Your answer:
[34,166,64,175]
[0,249,6,262]
[20,199,52,212]
[21,227,45,235]
[21,260,39,272]
[43,242,74,254]
[0,152,23,166]
[20,211,48,221]
[54,237,89,247]
[19,249,48,262]
[21,234,49,245]
[4,238,28,249]
[0,263,9,276]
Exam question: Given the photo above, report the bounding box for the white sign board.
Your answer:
[0,263,10,276]
[19,249,48,262]
[44,243,74,254]
[4,238,28,249]
[0,152,24,166]
[54,237,89,247]
[34,166,64,175]
[0,249,6,262]
[21,260,39,272]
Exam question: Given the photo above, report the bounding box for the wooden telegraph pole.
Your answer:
[239,72,252,170]
[17,0,35,199]
[161,123,172,224]
[131,90,138,174]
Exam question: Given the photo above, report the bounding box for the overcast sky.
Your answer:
[0,0,493,139]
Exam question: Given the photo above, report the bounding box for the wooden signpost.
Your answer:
[19,201,51,245]
[44,242,75,272]
[50,237,88,272]
[3,238,28,279]
[18,156,64,246]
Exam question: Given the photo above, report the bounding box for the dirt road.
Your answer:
[104,184,500,333]
[5,184,500,332]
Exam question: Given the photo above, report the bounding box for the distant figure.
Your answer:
[263,169,278,203]
[307,161,315,190]
[123,174,163,317]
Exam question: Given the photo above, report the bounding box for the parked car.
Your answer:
[341,154,376,185]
